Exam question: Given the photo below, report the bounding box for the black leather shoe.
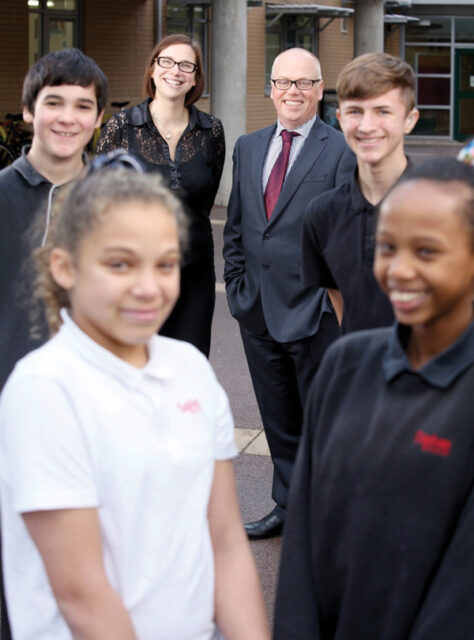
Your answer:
[245,512,283,540]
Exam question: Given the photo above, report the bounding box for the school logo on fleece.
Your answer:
[413,430,452,457]
[177,399,202,414]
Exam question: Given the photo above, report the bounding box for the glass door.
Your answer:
[454,48,474,141]
[28,0,79,65]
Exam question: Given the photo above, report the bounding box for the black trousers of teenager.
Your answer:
[160,258,216,358]
[239,311,339,518]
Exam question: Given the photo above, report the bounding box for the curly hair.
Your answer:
[391,157,474,247]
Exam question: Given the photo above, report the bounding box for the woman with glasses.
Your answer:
[96,34,225,357]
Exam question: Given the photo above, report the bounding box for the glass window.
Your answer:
[28,0,75,9]
[417,77,450,106]
[166,3,210,94]
[405,46,450,73]
[27,0,79,58]
[50,0,76,9]
[265,14,317,93]
[405,17,451,44]
[48,20,74,51]
[28,12,42,66]
[458,98,474,135]
[297,33,312,50]
[266,31,281,87]
[459,53,474,93]
[412,108,450,136]
[455,17,474,43]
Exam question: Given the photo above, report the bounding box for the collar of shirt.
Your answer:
[351,156,414,214]
[58,308,174,389]
[127,99,214,134]
[383,321,474,388]
[262,114,317,191]
[275,114,317,140]
[13,146,89,188]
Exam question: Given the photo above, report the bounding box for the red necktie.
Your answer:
[264,130,299,219]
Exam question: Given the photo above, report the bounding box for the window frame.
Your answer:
[27,0,81,65]
[165,2,211,96]
[265,14,319,95]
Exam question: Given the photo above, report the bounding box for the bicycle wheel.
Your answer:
[0,144,15,169]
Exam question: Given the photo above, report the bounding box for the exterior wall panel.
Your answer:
[0,1,29,115]
[84,0,155,113]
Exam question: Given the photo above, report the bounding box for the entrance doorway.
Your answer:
[454,49,474,142]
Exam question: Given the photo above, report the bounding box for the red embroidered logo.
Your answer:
[177,399,202,414]
[413,430,452,457]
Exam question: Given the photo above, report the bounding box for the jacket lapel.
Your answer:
[268,118,328,224]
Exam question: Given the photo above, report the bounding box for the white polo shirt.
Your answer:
[0,311,237,640]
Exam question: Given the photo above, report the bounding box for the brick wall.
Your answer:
[385,26,401,57]
[246,6,275,133]
[84,0,155,114]
[319,3,354,90]
[0,1,29,116]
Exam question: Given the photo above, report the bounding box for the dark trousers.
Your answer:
[240,311,339,518]
[160,258,216,357]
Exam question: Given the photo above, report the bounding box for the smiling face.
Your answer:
[337,87,418,168]
[270,49,324,130]
[374,180,474,342]
[23,84,102,164]
[51,201,181,367]
[152,43,197,103]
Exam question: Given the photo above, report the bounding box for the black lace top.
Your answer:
[96,100,225,264]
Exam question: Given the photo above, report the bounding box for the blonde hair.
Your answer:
[33,168,188,336]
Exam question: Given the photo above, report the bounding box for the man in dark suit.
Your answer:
[223,48,355,539]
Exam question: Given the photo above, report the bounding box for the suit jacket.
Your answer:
[223,116,355,343]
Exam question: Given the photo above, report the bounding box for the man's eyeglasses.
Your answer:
[271,78,322,91]
[156,56,197,74]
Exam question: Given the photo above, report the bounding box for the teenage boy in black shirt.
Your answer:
[0,49,106,391]
[302,53,419,333]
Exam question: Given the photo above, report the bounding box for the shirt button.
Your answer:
[263,263,270,270]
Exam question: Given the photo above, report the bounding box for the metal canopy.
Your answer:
[266,3,354,30]
[384,13,420,23]
[384,1,413,7]
[266,4,354,18]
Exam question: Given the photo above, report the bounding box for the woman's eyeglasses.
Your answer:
[155,56,197,74]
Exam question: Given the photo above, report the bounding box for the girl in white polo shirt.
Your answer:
[0,158,269,640]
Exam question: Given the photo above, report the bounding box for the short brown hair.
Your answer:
[336,53,415,112]
[143,34,204,107]
[22,48,107,115]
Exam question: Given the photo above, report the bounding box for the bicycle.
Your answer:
[0,113,32,169]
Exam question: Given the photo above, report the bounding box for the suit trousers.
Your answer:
[239,310,339,518]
